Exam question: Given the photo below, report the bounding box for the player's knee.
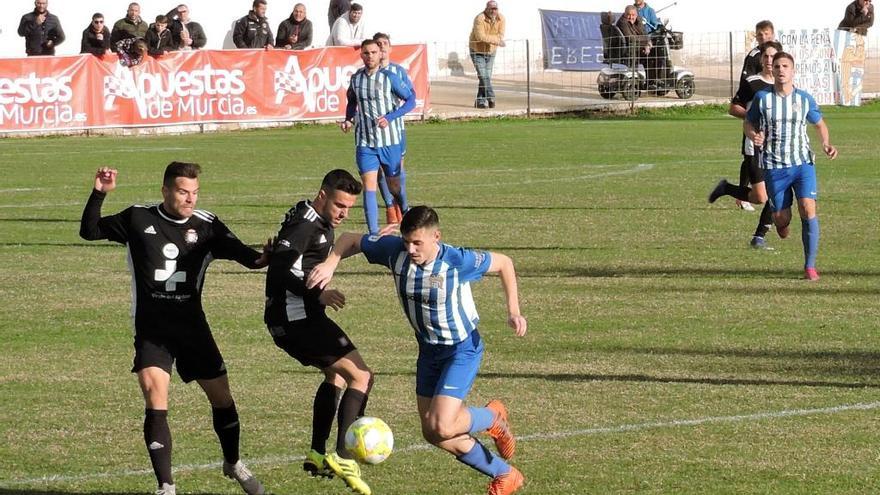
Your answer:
[350,367,372,392]
[421,416,457,444]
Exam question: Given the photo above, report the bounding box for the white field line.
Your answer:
[0,147,192,157]
[3,401,879,487]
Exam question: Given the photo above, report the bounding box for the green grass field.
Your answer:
[2,104,880,495]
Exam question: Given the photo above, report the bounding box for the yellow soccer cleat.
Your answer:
[324,452,372,495]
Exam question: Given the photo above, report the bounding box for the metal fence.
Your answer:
[426,30,880,116]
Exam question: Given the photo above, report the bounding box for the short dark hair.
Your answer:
[360,38,379,50]
[373,32,390,43]
[253,0,267,7]
[759,40,783,54]
[155,15,168,24]
[755,20,774,32]
[350,3,363,12]
[132,39,148,56]
[772,51,795,65]
[401,206,439,235]
[320,169,362,196]
[92,13,104,21]
[163,161,201,188]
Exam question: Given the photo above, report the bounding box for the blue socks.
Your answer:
[801,216,819,269]
[395,169,409,212]
[363,189,379,235]
[377,173,394,207]
[468,406,495,435]
[456,440,510,478]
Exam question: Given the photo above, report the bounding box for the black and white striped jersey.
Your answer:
[80,190,262,333]
[264,200,334,326]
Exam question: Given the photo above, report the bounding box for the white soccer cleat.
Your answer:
[155,483,176,495]
[736,200,756,211]
[223,460,266,495]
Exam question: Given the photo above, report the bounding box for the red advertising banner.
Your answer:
[0,45,430,133]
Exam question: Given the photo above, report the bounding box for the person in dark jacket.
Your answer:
[233,0,275,49]
[166,4,207,50]
[146,15,177,56]
[111,3,149,51]
[276,3,313,49]
[838,0,874,35]
[18,0,65,56]
[327,0,351,29]
[81,12,112,56]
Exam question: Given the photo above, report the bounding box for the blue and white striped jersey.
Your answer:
[747,87,823,169]
[384,63,414,110]
[346,67,412,148]
[361,235,492,346]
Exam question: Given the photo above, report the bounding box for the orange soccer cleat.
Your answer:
[487,466,524,495]
[485,400,516,460]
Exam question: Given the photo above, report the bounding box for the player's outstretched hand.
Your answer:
[307,260,336,290]
[94,167,118,193]
[507,314,527,337]
[378,223,399,236]
[319,289,346,311]
[254,237,275,268]
[823,143,838,160]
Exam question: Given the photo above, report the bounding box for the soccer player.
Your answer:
[263,169,374,495]
[342,38,416,235]
[734,20,776,212]
[708,41,782,249]
[743,52,838,280]
[79,163,268,495]
[307,206,528,495]
[373,31,414,226]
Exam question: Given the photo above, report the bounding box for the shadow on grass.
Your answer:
[279,366,880,390]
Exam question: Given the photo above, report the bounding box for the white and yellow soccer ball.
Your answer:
[344,416,394,465]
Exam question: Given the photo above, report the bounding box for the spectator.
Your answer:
[18,0,65,56]
[327,0,351,29]
[116,37,148,67]
[233,0,275,49]
[146,15,176,56]
[111,3,149,50]
[328,3,365,47]
[468,1,505,109]
[838,0,874,35]
[166,4,207,50]
[635,0,660,33]
[81,13,111,56]
[277,3,313,49]
[616,5,658,83]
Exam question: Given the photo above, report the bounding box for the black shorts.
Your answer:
[741,154,765,185]
[269,317,357,369]
[132,320,227,383]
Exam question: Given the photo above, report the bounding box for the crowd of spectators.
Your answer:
[15,0,371,64]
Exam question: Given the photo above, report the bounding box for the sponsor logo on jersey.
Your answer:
[184,229,198,244]
[144,225,157,235]
[319,234,327,244]
[162,243,180,259]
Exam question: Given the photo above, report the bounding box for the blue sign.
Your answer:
[540,9,615,71]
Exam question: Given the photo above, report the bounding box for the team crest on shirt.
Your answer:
[184,229,198,244]
[428,274,444,288]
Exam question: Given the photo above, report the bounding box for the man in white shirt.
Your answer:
[327,3,364,47]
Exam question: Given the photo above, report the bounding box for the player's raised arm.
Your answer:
[486,251,527,336]
[80,167,125,242]
[306,232,363,290]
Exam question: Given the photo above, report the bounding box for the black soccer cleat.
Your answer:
[708,179,728,203]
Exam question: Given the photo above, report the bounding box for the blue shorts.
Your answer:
[356,145,402,177]
[415,330,483,400]
[765,164,818,212]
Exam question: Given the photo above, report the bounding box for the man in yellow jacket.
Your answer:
[469,1,505,109]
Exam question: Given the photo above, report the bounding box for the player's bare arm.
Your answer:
[815,119,838,159]
[486,251,527,337]
[306,232,362,290]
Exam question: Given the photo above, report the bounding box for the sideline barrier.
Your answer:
[0,45,430,134]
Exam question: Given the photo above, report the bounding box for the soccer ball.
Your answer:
[344,416,394,465]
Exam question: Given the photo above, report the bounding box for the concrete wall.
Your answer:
[0,0,855,59]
